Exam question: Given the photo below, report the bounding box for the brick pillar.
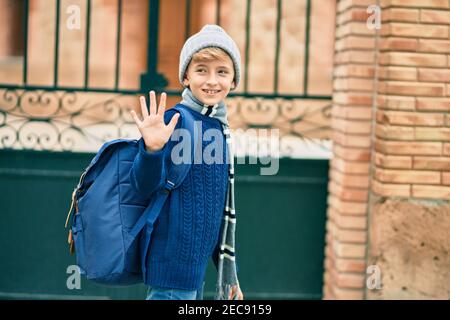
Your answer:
[324,0,450,299]
[323,0,378,299]
[368,0,450,299]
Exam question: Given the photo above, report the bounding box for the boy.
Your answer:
[129,25,243,300]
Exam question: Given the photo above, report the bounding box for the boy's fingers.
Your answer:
[158,92,167,115]
[139,96,148,118]
[167,113,180,131]
[228,286,243,300]
[229,286,237,299]
[149,90,157,115]
[130,110,143,127]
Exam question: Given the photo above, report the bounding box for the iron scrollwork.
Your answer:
[0,89,332,158]
[0,89,138,152]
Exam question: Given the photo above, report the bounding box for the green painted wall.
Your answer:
[0,149,328,300]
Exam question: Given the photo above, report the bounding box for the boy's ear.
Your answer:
[183,76,190,87]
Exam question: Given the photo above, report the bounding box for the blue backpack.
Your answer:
[65,104,198,285]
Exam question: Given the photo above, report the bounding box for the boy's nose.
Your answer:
[206,74,218,84]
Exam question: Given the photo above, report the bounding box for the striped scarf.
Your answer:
[180,88,240,300]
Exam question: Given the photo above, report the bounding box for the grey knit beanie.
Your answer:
[179,24,241,90]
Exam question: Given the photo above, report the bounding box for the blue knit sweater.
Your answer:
[129,105,229,290]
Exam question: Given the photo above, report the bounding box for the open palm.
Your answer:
[130,91,180,152]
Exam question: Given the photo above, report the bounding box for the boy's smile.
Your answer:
[183,56,235,106]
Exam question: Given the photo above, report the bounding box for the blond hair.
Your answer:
[191,47,231,63]
[185,47,235,83]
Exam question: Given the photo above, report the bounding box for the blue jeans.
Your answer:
[146,282,205,300]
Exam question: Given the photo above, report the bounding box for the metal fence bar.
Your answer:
[160,89,330,100]
[139,0,167,92]
[244,0,251,93]
[185,0,191,41]
[22,0,29,85]
[0,84,139,95]
[216,0,221,25]
[0,84,330,100]
[84,0,92,89]
[115,0,122,90]
[274,0,282,94]
[303,0,311,95]
[54,0,61,87]
[146,0,158,80]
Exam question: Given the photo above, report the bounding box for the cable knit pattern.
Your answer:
[201,149,214,260]
[130,106,228,290]
[180,173,193,263]
[191,158,204,262]
[211,154,223,253]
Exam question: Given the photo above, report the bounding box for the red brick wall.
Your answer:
[376,0,450,199]
[324,0,450,299]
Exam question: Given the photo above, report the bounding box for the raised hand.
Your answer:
[130,91,180,152]
[230,285,244,300]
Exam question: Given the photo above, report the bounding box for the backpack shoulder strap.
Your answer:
[164,103,199,190]
[129,104,199,238]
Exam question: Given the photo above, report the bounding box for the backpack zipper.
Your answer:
[65,168,88,254]
[64,168,89,229]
